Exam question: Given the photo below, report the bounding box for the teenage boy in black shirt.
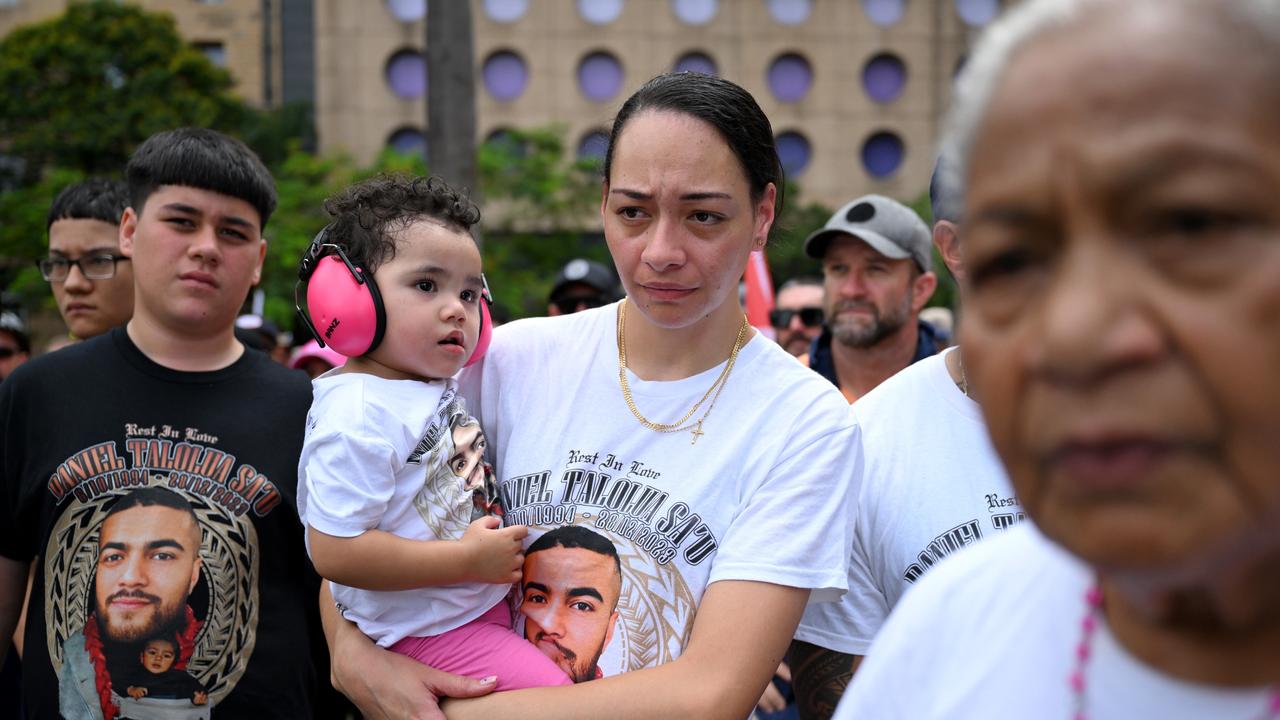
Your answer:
[0,128,320,719]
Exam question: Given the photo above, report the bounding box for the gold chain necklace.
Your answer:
[617,300,749,445]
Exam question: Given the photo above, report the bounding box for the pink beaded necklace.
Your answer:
[1071,583,1280,720]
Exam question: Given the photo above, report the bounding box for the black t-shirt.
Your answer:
[0,328,319,719]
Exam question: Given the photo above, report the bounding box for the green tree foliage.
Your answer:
[261,147,429,334]
[0,0,246,183]
[475,127,611,319]
[0,168,86,309]
[767,187,834,287]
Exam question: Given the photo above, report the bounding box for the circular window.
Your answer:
[385,0,426,22]
[577,130,610,161]
[862,131,905,178]
[578,51,624,102]
[385,50,427,100]
[578,0,624,24]
[482,50,528,101]
[483,0,529,22]
[861,0,904,26]
[775,131,811,177]
[862,53,907,103]
[674,51,718,76]
[767,53,813,103]
[955,0,999,26]
[387,127,427,156]
[766,0,811,25]
[672,0,718,25]
[485,127,529,158]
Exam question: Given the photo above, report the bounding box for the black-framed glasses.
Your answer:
[37,254,130,282]
[0,346,20,359]
[769,307,824,329]
[552,294,607,315]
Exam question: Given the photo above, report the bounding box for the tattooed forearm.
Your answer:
[787,640,862,720]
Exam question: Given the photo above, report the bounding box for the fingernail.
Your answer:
[480,675,497,685]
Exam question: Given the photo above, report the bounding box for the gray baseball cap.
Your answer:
[803,194,932,272]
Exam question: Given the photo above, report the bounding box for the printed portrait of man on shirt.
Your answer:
[518,525,622,683]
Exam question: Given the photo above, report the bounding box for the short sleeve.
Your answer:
[794,523,886,655]
[708,409,859,603]
[300,430,399,537]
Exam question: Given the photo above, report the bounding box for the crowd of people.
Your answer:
[3,0,1279,718]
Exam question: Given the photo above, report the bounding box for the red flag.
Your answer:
[744,249,775,340]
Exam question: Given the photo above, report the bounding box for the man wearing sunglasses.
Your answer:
[40,179,134,340]
[769,278,825,357]
[547,258,619,316]
[802,194,940,403]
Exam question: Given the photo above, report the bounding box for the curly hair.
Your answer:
[321,174,481,273]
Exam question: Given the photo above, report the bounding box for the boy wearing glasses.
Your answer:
[770,277,825,357]
[41,178,134,340]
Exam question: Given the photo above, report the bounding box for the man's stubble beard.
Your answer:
[831,292,913,350]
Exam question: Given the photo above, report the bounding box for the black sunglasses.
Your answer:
[552,294,607,315]
[0,347,19,359]
[769,307,824,329]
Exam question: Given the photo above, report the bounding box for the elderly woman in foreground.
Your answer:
[836,0,1280,718]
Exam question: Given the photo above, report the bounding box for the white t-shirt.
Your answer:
[460,302,857,677]
[796,348,1017,655]
[835,523,1276,719]
[298,372,508,646]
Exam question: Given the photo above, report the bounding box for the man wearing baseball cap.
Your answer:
[547,258,619,316]
[802,194,939,403]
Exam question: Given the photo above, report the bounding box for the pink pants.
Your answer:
[389,599,573,690]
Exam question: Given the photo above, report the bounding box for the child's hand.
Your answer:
[460,517,528,584]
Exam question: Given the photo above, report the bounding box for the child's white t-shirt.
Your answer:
[297,372,508,646]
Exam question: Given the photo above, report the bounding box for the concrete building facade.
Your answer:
[0,0,1008,208]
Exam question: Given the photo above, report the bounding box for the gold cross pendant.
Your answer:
[690,421,705,445]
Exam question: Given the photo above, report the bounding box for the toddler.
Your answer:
[295,174,571,689]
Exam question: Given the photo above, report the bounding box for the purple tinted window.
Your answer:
[577,130,609,161]
[672,0,717,25]
[388,127,426,156]
[578,51,624,102]
[862,53,906,103]
[775,131,811,177]
[861,131,904,178]
[483,50,528,101]
[767,53,812,103]
[955,0,998,26]
[385,0,426,22]
[483,0,528,22]
[385,50,427,100]
[767,0,812,25]
[578,0,624,24]
[674,51,717,76]
[861,0,904,26]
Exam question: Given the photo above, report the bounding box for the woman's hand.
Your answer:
[321,584,498,719]
[333,640,497,720]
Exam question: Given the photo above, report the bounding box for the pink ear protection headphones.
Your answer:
[295,225,493,367]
